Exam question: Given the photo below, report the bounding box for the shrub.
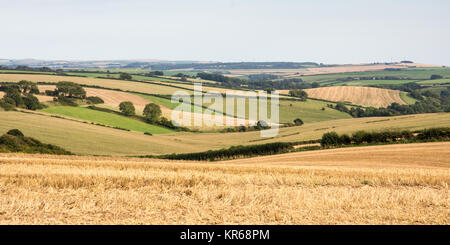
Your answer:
[7,129,24,137]
[430,74,443,80]
[86,96,104,104]
[119,73,132,80]
[0,130,72,155]
[56,96,78,106]
[293,118,304,126]
[339,134,352,145]
[321,132,340,147]
[23,94,43,110]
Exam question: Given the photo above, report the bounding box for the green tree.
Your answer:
[120,72,132,80]
[320,132,340,147]
[143,103,162,123]
[119,101,136,116]
[23,94,42,110]
[293,118,304,126]
[56,82,86,99]
[288,89,308,101]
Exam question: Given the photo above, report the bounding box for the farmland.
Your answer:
[302,86,406,107]
[0,141,448,224]
[1,110,449,156]
[41,106,173,134]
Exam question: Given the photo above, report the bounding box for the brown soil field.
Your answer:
[0,142,448,224]
[302,86,406,107]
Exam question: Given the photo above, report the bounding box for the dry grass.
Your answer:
[1,111,450,156]
[301,86,406,107]
[0,74,189,95]
[0,142,448,225]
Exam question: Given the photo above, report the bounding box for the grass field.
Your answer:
[400,91,418,105]
[41,106,173,134]
[1,111,449,156]
[0,141,448,224]
[303,86,406,107]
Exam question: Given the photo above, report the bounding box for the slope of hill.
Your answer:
[0,141,448,224]
[302,86,406,107]
[1,110,449,156]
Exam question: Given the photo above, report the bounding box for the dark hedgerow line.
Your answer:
[139,128,450,161]
[141,142,295,161]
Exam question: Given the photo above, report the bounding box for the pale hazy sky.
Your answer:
[1,0,449,65]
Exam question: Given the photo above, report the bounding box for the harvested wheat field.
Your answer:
[0,74,190,95]
[302,86,406,107]
[0,142,448,225]
[38,85,152,112]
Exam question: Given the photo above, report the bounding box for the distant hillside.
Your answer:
[0,129,71,155]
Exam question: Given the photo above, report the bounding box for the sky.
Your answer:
[1,0,449,65]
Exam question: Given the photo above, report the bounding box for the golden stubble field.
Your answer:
[0,142,448,225]
[300,86,406,108]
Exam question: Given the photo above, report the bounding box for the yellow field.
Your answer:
[0,74,190,95]
[1,111,449,156]
[302,86,406,107]
[0,142,448,224]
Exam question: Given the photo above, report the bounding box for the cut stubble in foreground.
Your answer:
[0,142,448,225]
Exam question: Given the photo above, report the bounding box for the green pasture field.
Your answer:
[41,106,174,134]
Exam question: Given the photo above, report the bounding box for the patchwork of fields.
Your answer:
[1,110,449,156]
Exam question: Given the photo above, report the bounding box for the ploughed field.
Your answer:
[0,142,448,224]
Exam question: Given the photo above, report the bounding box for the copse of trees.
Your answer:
[288,89,308,101]
[430,74,443,80]
[119,72,132,80]
[143,103,162,123]
[86,96,104,104]
[55,81,86,99]
[119,101,136,116]
[18,80,39,94]
[0,83,44,111]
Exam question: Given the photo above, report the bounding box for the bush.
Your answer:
[86,96,104,104]
[0,130,72,155]
[430,74,443,80]
[7,129,24,137]
[293,118,304,126]
[0,99,16,111]
[321,132,340,147]
[56,96,78,106]
[119,73,132,80]
[339,134,352,145]
[23,94,43,110]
